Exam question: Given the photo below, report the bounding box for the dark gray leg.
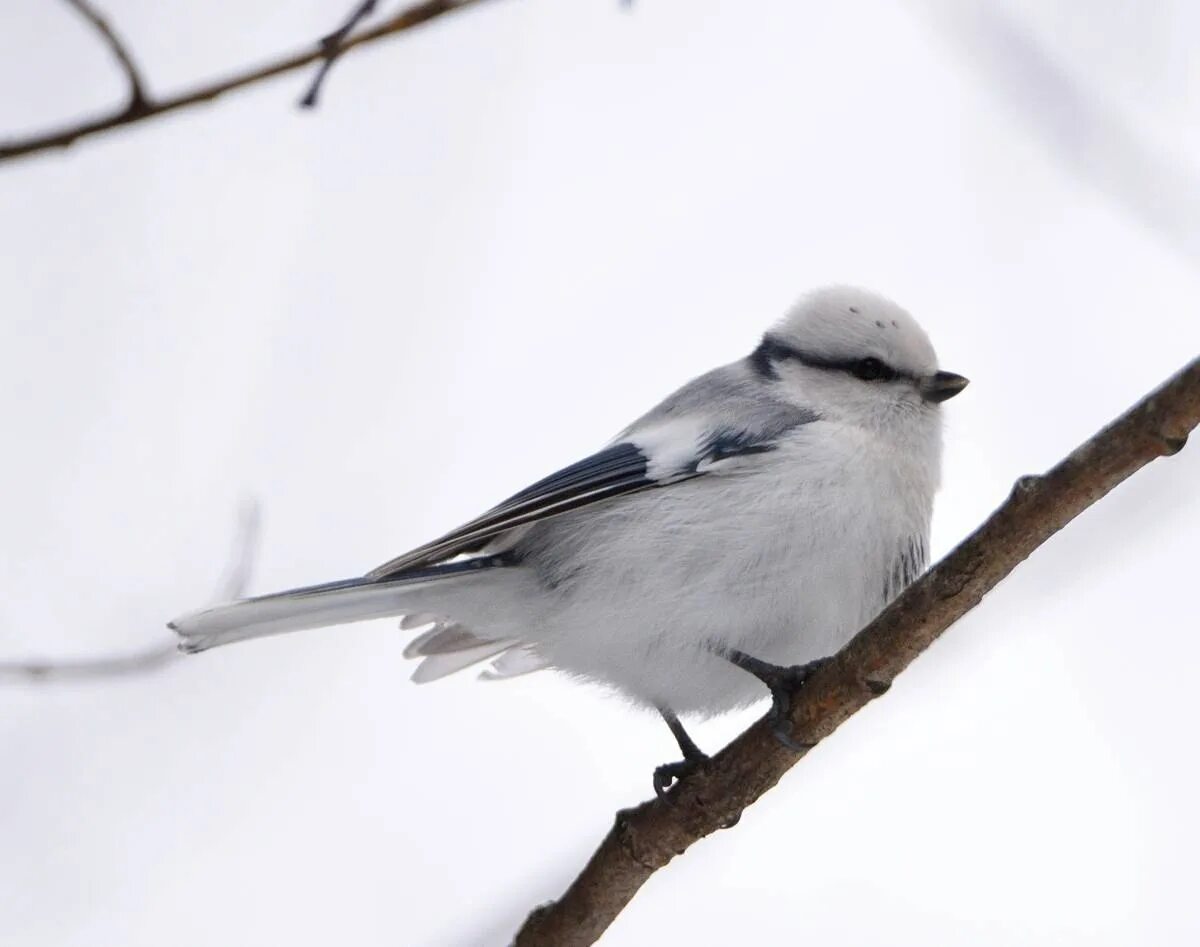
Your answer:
[723,649,832,752]
[653,708,708,799]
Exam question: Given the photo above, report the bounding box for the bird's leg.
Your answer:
[722,648,833,752]
[652,708,709,799]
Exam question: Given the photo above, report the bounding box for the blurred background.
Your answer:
[2,1,1198,944]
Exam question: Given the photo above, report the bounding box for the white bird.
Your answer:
[170,286,967,793]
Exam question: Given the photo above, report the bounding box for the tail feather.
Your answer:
[398,613,438,632]
[403,622,488,659]
[411,639,517,683]
[402,618,525,683]
[479,646,549,681]
[170,576,424,654]
[169,557,548,684]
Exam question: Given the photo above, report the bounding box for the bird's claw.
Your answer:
[779,655,833,690]
[735,654,832,753]
[653,754,708,799]
[767,697,816,753]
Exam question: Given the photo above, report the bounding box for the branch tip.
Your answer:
[298,0,381,109]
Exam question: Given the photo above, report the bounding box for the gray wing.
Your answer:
[369,361,818,579]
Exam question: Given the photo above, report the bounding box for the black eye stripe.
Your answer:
[749,336,912,383]
[850,356,897,382]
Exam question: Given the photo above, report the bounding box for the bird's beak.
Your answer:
[921,371,970,403]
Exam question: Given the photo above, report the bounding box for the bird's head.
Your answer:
[750,286,968,427]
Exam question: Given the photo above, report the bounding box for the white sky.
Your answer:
[2,1,1199,945]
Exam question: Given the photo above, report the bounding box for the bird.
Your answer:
[170,285,968,795]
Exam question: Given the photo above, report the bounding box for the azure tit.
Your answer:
[170,286,968,795]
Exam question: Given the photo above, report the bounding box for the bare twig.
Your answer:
[300,0,381,109]
[63,0,149,113]
[513,355,1200,947]
[0,0,492,165]
[0,642,178,683]
[0,500,260,684]
[212,500,262,602]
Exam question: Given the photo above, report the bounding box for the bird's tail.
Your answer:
[169,576,423,653]
[168,560,527,660]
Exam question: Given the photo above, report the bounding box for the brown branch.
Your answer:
[63,0,149,113]
[0,0,493,165]
[0,501,260,684]
[513,355,1200,947]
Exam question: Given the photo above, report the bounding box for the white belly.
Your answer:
[517,428,932,716]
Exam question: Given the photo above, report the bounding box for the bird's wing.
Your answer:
[368,403,818,579]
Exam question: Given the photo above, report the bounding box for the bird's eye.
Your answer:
[851,357,895,382]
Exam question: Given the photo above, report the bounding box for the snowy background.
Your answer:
[2,1,1199,944]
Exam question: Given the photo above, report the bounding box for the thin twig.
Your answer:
[62,0,149,113]
[0,0,492,165]
[300,0,381,109]
[0,500,260,684]
[513,355,1200,946]
[212,499,262,602]
[0,642,178,683]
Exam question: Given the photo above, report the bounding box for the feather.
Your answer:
[479,646,549,681]
[171,559,517,654]
[411,640,517,683]
[403,622,493,658]
[368,411,815,580]
[398,613,438,631]
[368,443,661,578]
[167,286,953,717]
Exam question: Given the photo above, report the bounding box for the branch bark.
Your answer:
[513,355,1200,947]
[0,0,494,165]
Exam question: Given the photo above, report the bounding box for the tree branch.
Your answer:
[0,0,494,165]
[513,355,1200,947]
[63,0,149,113]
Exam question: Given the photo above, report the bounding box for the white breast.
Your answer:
[520,418,939,716]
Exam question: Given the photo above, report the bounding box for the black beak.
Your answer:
[921,371,970,403]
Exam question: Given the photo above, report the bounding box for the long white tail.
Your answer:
[169,576,432,654]
[169,561,550,682]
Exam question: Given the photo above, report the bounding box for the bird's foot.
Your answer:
[726,651,833,753]
[654,708,709,799]
[653,752,709,800]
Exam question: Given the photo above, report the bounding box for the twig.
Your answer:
[63,0,149,113]
[300,0,381,109]
[212,499,262,602]
[0,0,492,165]
[0,500,260,684]
[513,355,1200,947]
[0,642,178,683]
